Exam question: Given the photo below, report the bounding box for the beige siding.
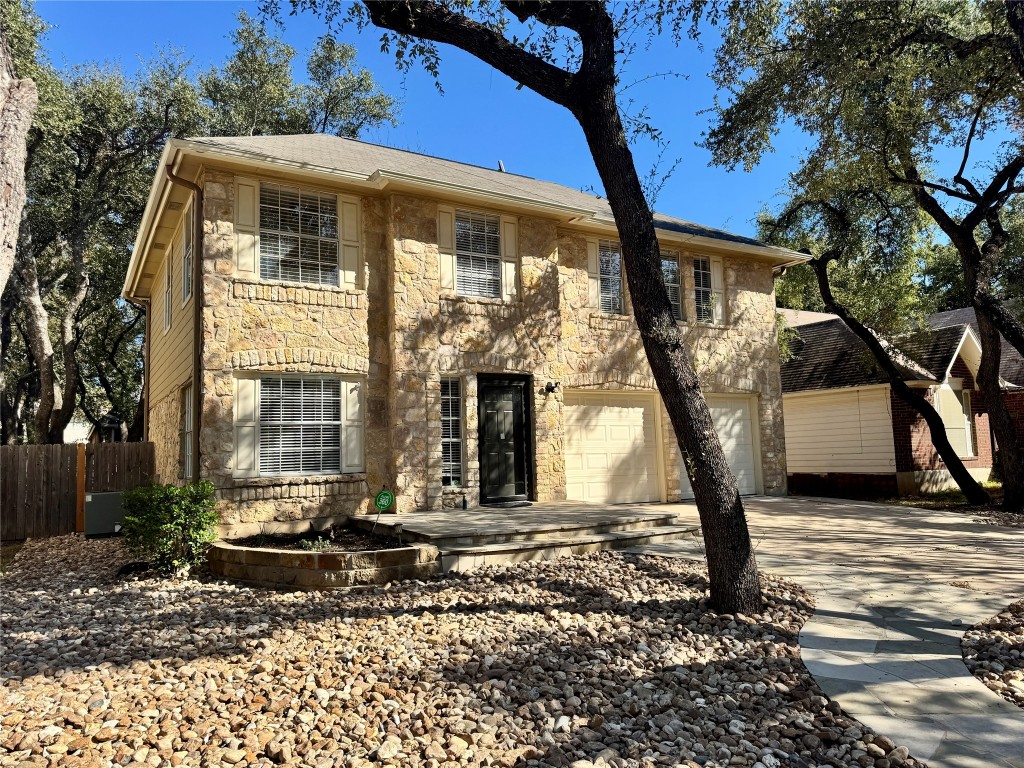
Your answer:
[148,215,195,483]
[783,387,896,474]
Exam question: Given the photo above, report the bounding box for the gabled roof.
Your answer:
[781,317,938,393]
[928,307,1024,387]
[124,134,810,299]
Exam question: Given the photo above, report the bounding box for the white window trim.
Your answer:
[258,182,342,288]
[599,239,625,315]
[454,209,502,299]
[961,390,974,457]
[181,201,194,307]
[441,378,464,487]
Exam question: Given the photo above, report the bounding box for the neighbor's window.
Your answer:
[599,239,624,314]
[258,377,342,475]
[180,383,193,478]
[694,257,723,324]
[455,210,501,298]
[661,252,682,321]
[181,202,194,303]
[163,259,172,331]
[441,378,463,487]
[259,183,339,286]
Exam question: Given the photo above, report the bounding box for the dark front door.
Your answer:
[479,378,530,503]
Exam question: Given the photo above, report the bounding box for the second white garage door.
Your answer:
[564,391,661,504]
[678,397,757,499]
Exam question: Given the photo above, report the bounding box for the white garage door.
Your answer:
[678,398,757,499]
[564,392,661,504]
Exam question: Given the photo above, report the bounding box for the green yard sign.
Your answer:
[374,489,394,512]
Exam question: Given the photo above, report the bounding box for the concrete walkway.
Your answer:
[633,496,1024,768]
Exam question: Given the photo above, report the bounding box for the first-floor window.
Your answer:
[936,385,974,458]
[599,239,623,314]
[180,383,193,478]
[259,377,342,475]
[441,378,463,486]
[661,252,682,321]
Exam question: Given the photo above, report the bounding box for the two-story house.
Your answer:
[123,135,806,535]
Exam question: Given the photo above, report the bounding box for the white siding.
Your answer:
[783,387,896,474]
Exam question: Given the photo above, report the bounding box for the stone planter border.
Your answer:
[208,540,440,589]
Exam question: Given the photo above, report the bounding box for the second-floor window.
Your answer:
[599,240,623,314]
[259,183,339,286]
[661,252,682,321]
[163,258,172,331]
[455,210,501,298]
[694,257,723,324]
[182,202,194,303]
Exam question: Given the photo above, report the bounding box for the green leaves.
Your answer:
[121,481,218,576]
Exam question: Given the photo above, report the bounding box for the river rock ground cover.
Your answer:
[1,535,922,768]
[962,598,1024,709]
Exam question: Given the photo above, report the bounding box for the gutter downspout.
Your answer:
[165,164,203,485]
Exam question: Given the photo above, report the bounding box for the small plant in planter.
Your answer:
[298,536,333,553]
[122,481,218,576]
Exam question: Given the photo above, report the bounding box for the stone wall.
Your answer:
[196,170,388,529]
[178,169,788,527]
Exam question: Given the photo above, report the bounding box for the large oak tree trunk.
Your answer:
[574,96,761,614]
[0,37,36,298]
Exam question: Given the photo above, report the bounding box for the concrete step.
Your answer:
[351,511,681,549]
[438,524,701,573]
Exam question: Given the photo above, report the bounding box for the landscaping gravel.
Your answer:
[1,535,925,768]
[962,599,1024,708]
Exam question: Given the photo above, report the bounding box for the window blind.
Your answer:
[455,210,501,298]
[258,377,342,475]
[441,379,463,487]
[599,240,623,314]
[259,183,340,286]
[661,253,682,321]
[694,258,714,323]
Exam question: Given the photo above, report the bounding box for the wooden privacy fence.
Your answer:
[0,442,155,541]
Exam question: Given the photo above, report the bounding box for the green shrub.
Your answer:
[122,481,218,575]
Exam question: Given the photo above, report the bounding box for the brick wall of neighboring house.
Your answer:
[1005,390,1024,440]
[186,168,789,532]
[890,361,993,475]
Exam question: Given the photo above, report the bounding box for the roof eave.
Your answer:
[123,141,178,300]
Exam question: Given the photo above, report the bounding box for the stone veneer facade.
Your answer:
[150,168,787,531]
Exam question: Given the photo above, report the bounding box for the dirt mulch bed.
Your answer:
[877,486,1024,529]
[231,523,403,552]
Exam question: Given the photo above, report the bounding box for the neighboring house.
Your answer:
[63,418,92,444]
[123,134,806,535]
[779,308,1023,497]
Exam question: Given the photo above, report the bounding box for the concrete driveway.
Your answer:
[670,495,1024,598]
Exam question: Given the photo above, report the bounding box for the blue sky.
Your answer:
[38,0,809,238]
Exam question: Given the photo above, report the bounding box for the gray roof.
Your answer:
[781,318,937,393]
[185,133,773,249]
[928,308,1024,387]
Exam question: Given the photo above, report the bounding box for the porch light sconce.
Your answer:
[544,381,561,394]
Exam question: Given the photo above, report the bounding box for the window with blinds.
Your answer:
[455,210,501,298]
[182,202,193,303]
[441,379,463,487]
[599,240,623,314]
[180,383,193,478]
[694,257,715,323]
[258,377,342,475]
[661,252,682,321]
[259,183,340,286]
[163,260,172,330]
